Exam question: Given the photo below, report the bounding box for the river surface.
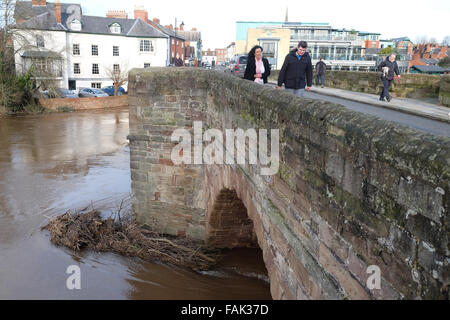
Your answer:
[0,108,271,300]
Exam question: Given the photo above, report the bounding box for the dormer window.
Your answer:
[36,35,45,48]
[70,19,82,31]
[110,23,121,34]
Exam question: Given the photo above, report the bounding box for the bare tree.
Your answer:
[105,63,129,96]
[1,0,67,112]
[429,37,438,45]
[442,35,450,46]
[1,0,17,74]
[415,35,429,45]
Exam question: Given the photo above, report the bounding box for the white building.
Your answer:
[13,1,169,91]
[226,42,236,62]
[201,49,216,65]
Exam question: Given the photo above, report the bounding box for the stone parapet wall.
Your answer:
[440,75,450,107]
[269,70,449,107]
[128,68,449,300]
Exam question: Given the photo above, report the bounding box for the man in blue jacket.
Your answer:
[276,41,313,97]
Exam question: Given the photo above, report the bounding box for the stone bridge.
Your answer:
[127,68,449,300]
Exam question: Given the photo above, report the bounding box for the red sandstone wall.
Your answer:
[38,96,128,111]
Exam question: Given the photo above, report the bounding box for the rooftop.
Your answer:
[411,65,446,73]
[15,1,168,38]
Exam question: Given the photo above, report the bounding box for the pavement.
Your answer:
[309,86,450,124]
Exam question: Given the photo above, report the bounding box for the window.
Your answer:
[140,40,154,52]
[92,64,99,74]
[70,19,82,31]
[113,64,120,73]
[109,23,121,34]
[36,35,45,48]
[92,45,98,56]
[74,63,80,74]
[260,41,277,60]
[73,44,80,55]
[33,58,48,73]
[144,63,151,68]
[113,46,119,56]
[31,57,62,77]
[91,83,101,89]
[172,39,174,45]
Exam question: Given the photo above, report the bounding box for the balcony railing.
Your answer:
[290,35,359,42]
[310,54,363,61]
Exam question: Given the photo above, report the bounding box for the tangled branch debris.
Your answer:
[42,210,221,271]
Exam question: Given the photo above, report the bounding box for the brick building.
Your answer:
[215,48,226,63]
[409,43,449,72]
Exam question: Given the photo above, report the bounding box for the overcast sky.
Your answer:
[59,0,450,49]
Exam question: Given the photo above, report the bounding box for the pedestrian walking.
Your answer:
[276,41,313,97]
[244,45,271,84]
[315,57,326,87]
[378,53,401,102]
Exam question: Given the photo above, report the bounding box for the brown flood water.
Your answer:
[0,108,271,300]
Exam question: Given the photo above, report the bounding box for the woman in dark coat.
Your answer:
[244,45,271,84]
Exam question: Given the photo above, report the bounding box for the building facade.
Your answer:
[177,29,202,66]
[132,7,186,66]
[215,48,226,63]
[236,21,377,71]
[14,1,169,90]
[246,27,290,70]
[201,49,216,65]
[226,42,235,62]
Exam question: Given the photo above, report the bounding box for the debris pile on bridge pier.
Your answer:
[43,210,221,271]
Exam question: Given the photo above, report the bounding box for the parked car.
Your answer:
[43,88,79,98]
[79,88,109,98]
[230,55,248,78]
[101,86,126,96]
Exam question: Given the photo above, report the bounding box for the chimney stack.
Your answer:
[165,24,173,30]
[152,18,160,25]
[106,10,128,19]
[191,28,197,31]
[134,5,148,22]
[179,23,184,31]
[55,0,61,24]
[32,0,46,6]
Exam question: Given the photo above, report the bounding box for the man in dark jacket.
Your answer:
[276,41,313,97]
[315,57,326,87]
[378,53,401,102]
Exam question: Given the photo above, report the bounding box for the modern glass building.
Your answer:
[236,21,378,70]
